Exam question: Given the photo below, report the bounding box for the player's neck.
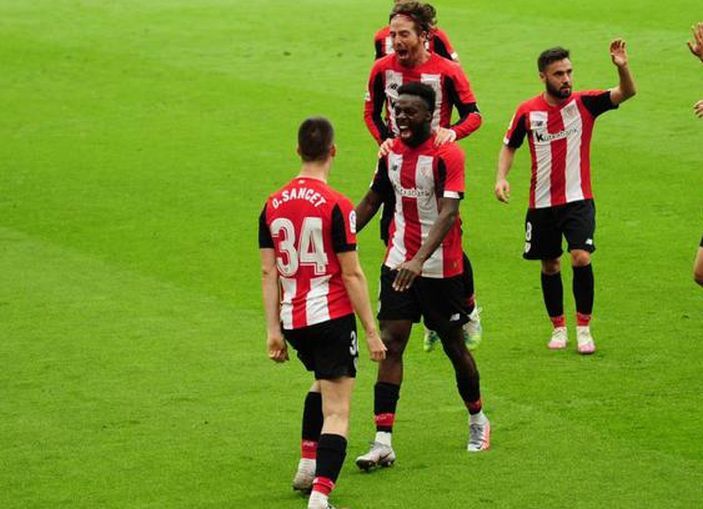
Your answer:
[298,162,330,183]
[543,91,570,107]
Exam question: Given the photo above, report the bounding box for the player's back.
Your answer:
[263,177,355,330]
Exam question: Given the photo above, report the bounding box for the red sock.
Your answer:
[374,412,395,432]
[576,313,591,326]
[466,399,482,415]
[301,440,317,460]
[312,476,335,496]
[550,315,566,328]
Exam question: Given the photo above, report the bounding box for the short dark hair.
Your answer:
[397,82,436,113]
[298,117,334,162]
[389,1,437,35]
[538,47,570,72]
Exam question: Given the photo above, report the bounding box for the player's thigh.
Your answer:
[378,264,422,323]
[417,275,469,336]
[561,199,596,254]
[523,207,563,261]
[286,314,359,380]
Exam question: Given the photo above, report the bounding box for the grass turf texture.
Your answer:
[1,0,702,507]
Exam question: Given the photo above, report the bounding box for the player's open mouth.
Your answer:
[396,48,409,58]
[398,125,411,138]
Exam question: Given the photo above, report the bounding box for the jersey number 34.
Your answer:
[270,217,329,277]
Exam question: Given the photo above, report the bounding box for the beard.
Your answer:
[546,81,572,99]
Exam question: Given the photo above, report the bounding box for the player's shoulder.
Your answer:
[434,140,465,161]
[429,52,461,71]
[371,53,396,73]
[324,184,354,209]
[515,94,545,112]
[575,89,608,98]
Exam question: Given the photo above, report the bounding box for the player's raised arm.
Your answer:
[687,22,703,62]
[608,39,636,105]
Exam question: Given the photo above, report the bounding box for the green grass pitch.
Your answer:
[1,0,702,507]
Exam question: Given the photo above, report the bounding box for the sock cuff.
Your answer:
[572,264,593,274]
[318,433,347,451]
[312,476,335,496]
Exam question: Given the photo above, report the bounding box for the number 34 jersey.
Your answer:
[259,177,357,330]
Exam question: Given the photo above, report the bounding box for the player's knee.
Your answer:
[541,258,561,275]
[570,250,591,267]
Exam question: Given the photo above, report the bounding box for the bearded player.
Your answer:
[495,41,636,353]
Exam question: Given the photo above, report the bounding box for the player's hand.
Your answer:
[610,39,629,68]
[378,138,394,158]
[392,259,422,292]
[495,178,511,203]
[694,99,703,118]
[687,22,703,62]
[267,333,289,363]
[434,127,457,146]
[365,330,387,362]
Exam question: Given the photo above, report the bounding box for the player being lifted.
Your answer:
[495,41,636,353]
[354,83,491,471]
[373,0,459,62]
[365,0,483,352]
[259,118,386,509]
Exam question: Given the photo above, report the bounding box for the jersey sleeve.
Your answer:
[437,145,465,200]
[370,155,393,196]
[580,90,618,117]
[364,61,391,144]
[503,107,528,148]
[331,199,357,253]
[445,64,482,140]
[432,28,458,62]
[258,203,274,249]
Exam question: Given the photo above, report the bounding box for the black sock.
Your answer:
[541,271,564,318]
[302,391,323,441]
[572,264,594,316]
[315,434,347,483]
[374,382,400,433]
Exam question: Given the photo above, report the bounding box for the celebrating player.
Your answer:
[259,117,386,509]
[373,0,459,62]
[354,83,491,471]
[365,0,483,352]
[495,41,636,353]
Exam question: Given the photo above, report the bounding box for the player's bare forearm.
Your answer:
[413,198,459,264]
[354,189,383,232]
[260,250,281,336]
[495,145,516,203]
[609,39,636,105]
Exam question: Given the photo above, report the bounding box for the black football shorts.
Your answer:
[377,265,469,335]
[523,199,596,260]
[284,314,358,380]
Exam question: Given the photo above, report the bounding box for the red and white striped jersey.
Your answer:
[374,26,459,62]
[259,177,357,330]
[371,135,465,278]
[504,90,617,209]
[364,52,481,144]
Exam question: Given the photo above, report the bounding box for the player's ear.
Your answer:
[296,146,302,157]
[539,71,546,83]
[329,144,337,158]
